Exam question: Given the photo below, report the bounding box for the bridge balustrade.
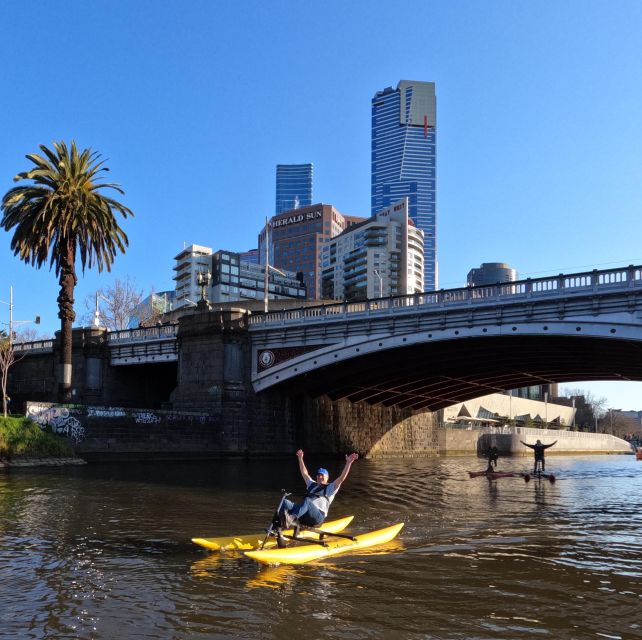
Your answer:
[13,339,54,353]
[107,324,179,344]
[247,264,642,327]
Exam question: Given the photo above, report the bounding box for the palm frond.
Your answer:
[1,140,134,275]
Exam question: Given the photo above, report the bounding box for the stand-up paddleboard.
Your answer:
[192,515,355,552]
[468,470,529,481]
[530,471,556,483]
[245,522,404,565]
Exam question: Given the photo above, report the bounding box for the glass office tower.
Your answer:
[371,80,437,291]
[275,163,313,214]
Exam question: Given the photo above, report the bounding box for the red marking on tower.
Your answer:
[423,115,433,138]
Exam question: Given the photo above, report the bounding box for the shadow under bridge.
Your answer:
[249,264,642,410]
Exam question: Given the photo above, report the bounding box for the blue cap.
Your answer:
[316,467,329,476]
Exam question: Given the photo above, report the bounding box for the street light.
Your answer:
[262,216,287,313]
[93,292,114,328]
[572,397,576,430]
[608,408,621,436]
[0,286,41,343]
[196,270,211,301]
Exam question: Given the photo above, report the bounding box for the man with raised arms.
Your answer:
[279,449,359,530]
[520,439,557,473]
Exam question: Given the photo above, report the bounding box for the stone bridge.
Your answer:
[249,264,642,409]
[8,264,642,457]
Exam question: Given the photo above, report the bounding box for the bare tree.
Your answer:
[562,387,607,430]
[0,331,23,417]
[14,327,52,342]
[82,276,144,331]
[598,411,640,438]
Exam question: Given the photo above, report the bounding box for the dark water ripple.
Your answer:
[1,455,641,639]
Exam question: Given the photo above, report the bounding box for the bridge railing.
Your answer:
[107,324,179,344]
[248,264,642,326]
[13,339,55,353]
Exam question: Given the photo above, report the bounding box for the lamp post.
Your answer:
[197,270,211,302]
[264,216,270,313]
[1,286,40,341]
[262,217,287,313]
[608,408,621,436]
[0,286,13,344]
[93,292,115,328]
[572,397,576,430]
[195,270,212,311]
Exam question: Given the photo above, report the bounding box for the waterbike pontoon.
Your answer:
[244,522,405,565]
[191,515,355,552]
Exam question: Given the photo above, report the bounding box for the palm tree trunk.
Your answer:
[57,239,77,403]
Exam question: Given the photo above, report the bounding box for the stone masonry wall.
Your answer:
[303,396,440,458]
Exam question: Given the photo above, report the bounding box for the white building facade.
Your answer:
[321,198,424,301]
[173,244,213,308]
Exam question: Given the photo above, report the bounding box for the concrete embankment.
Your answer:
[441,426,632,456]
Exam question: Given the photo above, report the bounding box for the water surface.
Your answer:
[1,454,641,639]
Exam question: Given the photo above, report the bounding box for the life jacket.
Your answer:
[304,482,331,513]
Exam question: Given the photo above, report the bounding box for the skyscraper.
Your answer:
[371,80,437,291]
[275,163,313,214]
[258,203,365,299]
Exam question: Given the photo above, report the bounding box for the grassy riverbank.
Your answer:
[0,416,74,459]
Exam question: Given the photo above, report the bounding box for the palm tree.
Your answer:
[1,141,133,402]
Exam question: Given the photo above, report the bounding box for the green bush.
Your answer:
[0,416,74,459]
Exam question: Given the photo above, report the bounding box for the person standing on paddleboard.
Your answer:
[520,439,557,473]
[486,445,499,471]
[279,449,359,529]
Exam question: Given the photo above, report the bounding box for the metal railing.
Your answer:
[13,339,54,353]
[248,264,642,327]
[13,325,180,353]
[106,324,179,344]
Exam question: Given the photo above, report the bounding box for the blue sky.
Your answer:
[2,0,642,410]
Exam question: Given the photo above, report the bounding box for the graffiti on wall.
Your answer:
[133,411,161,424]
[88,406,126,418]
[27,403,86,444]
[25,402,214,449]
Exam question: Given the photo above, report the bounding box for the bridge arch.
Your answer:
[253,326,642,410]
[251,265,642,409]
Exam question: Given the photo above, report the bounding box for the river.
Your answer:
[1,454,641,639]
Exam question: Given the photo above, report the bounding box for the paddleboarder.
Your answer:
[520,438,557,473]
[279,449,359,530]
[486,445,499,471]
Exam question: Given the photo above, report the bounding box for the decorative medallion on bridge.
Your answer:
[259,350,276,368]
[257,345,327,370]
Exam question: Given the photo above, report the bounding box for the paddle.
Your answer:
[259,490,291,550]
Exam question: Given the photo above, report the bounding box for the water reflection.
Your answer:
[1,455,641,639]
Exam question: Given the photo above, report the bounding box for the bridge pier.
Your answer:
[9,311,449,457]
[9,326,177,410]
